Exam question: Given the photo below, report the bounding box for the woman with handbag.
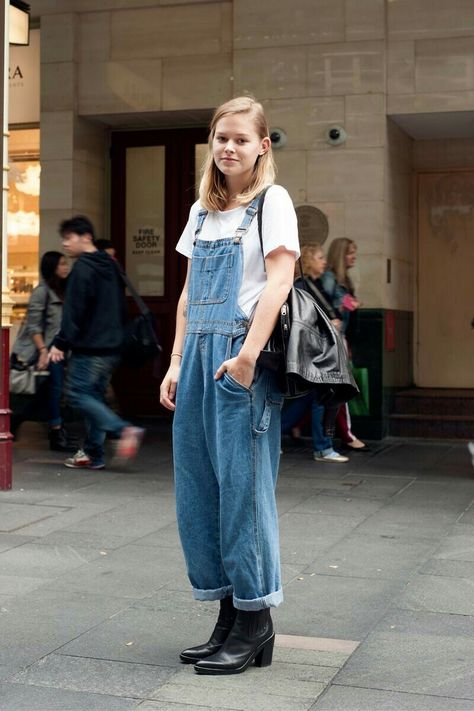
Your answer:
[11,251,74,451]
[160,96,299,675]
[281,243,349,463]
[321,238,367,451]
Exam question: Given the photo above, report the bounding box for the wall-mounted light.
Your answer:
[10,0,30,46]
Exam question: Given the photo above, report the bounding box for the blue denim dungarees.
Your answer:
[173,198,284,610]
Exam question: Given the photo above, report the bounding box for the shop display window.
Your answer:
[8,128,40,320]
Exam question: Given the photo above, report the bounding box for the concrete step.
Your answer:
[393,388,474,417]
[389,413,474,439]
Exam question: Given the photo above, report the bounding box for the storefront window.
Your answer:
[8,128,40,319]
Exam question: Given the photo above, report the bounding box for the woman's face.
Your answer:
[310,249,327,278]
[212,113,270,186]
[345,243,357,270]
[55,256,69,279]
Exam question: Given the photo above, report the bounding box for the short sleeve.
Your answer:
[261,185,300,260]
[176,200,201,258]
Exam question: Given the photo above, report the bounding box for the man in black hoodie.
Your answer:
[49,216,144,469]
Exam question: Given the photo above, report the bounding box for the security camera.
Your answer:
[269,128,287,149]
[326,125,347,146]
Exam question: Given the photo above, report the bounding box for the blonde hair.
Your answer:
[326,238,356,292]
[298,243,323,278]
[199,96,276,212]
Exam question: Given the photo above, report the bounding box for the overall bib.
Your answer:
[173,199,284,611]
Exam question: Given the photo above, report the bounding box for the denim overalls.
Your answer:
[173,198,284,611]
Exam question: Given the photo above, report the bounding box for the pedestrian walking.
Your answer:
[321,237,367,450]
[49,216,144,469]
[281,243,348,463]
[160,96,299,675]
[10,251,75,451]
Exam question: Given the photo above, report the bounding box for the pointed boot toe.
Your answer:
[179,596,236,664]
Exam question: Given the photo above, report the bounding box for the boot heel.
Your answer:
[254,634,274,668]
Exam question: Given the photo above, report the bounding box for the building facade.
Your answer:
[10,0,474,433]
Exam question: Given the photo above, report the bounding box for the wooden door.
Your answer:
[110,128,208,415]
[417,171,474,388]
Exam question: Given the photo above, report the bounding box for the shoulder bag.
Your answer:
[255,188,358,413]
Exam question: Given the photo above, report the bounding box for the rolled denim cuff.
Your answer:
[192,584,233,601]
[233,588,283,611]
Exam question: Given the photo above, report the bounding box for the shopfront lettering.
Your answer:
[9,65,23,80]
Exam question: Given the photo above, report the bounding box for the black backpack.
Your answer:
[115,263,162,369]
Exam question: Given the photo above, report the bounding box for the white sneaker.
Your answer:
[314,450,349,463]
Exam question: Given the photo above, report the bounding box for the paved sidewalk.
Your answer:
[0,423,473,710]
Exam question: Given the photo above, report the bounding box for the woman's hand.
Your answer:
[160,363,181,411]
[331,318,342,331]
[48,346,65,363]
[37,350,49,371]
[215,354,255,390]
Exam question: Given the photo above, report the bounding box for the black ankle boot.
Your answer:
[180,596,237,664]
[194,608,274,675]
[49,427,76,452]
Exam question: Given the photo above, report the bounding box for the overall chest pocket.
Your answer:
[188,253,234,305]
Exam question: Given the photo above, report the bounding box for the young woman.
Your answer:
[321,238,366,450]
[11,251,73,450]
[160,96,299,675]
[281,243,348,463]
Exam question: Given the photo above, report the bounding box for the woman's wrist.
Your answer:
[39,346,47,352]
[170,352,182,362]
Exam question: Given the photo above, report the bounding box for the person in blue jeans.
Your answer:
[49,216,144,469]
[11,251,73,450]
[160,97,299,675]
[281,244,348,464]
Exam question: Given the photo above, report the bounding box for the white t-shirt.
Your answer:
[176,185,300,317]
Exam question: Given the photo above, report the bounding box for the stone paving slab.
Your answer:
[6,502,124,538]
[419,557,474,579]
[458,504,474,524]
[291,492,385,518]
[334,609,474,699]
[313,685,474,710]
[8,653,177,698]
[354,502,461,538]
[47,542,188,598]
[395,572,474,615]
[388,479,474,510]
[0,588,131,667]
[430,522,474,561]
[309,532,437,581]
[274,574,404,640]
[278,512,362,564]
[148,664,325,711]
[318,475,417,500]
[0,533,35,553]
[0,502,70,532]
[0,541,105,578]
[0,683,139,710]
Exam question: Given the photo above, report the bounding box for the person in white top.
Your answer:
[160,96,299,675]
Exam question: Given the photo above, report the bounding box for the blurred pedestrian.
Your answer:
[321,238,367,450]
[49,216,144,469]
[10,251,75,451]
[281,244,348,463]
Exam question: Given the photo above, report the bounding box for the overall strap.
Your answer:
[234,196,260,243]
[193,209,208,244]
